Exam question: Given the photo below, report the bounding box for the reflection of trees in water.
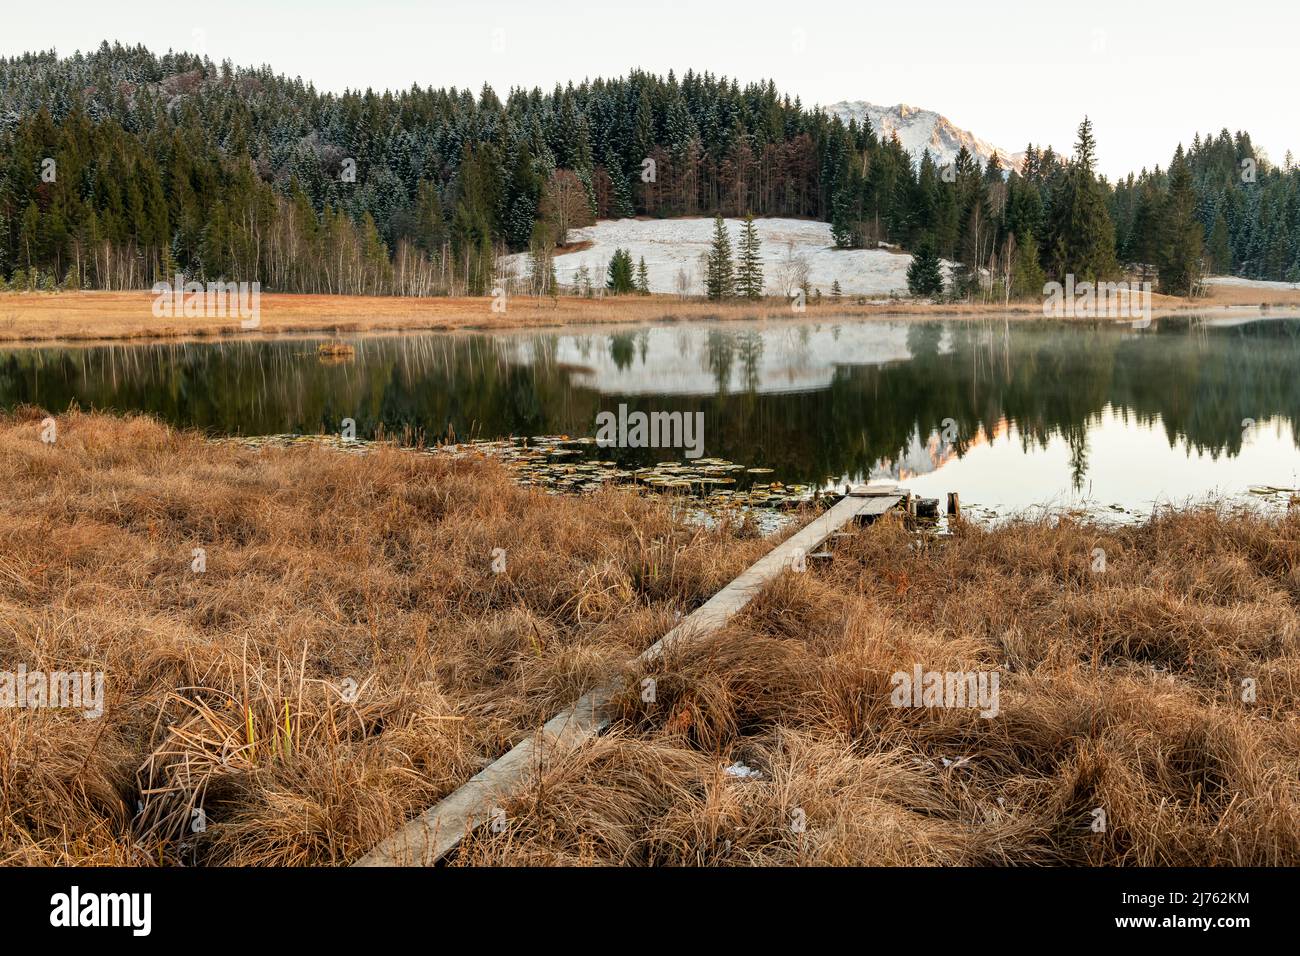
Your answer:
[1107,320,1300,460]
[1065,425,1090,494]
[3,319,1300,487]
[701,330,764,396]
[604,330,652,373]
[673,329,693,361]
[905,322,942,361]
[704,330,735,394]
[767,326,816,389]
[736,332,764,395]
[605,332,637,369]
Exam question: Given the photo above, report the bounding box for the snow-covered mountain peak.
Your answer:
[824,100,1024,174]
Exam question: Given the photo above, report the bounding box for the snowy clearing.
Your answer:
[503,217,944,297]
[1205,275,1300,290]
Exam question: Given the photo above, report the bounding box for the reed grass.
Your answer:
[2,409,1296,866]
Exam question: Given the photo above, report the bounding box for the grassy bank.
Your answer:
[2,284,1296,344]
[2,410,1298,865]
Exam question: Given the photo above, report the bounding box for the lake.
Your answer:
[5,314,1300,520]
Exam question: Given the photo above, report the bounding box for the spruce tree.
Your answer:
[606,247,635,294]
[705,214,735,300]
[25,52,1300,298]
[413,180,447,256]
[1208,213,1232,274]
[1010,231,1047,299]
[1043,117,1119,283]
[1158,148,1205,296]
[736,213,764,298]
[907,236,945,296]
[605,150,635,219]
[1125,180,1162,282]
[635,256,650,294]
[505,142,541,249]
[830,183,858,249]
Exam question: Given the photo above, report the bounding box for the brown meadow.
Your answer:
[1,409,1297,866]
[2,281,1295,345]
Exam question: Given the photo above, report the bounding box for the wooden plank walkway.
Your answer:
[353,488,903,866]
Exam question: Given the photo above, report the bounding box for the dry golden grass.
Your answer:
[2,410,1298,866]
[0,408,765,865]
[1201,283,1300,308]
[451,513,1300,866]
[2,283,1285,345]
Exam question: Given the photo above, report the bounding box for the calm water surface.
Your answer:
[5,314,1300,518]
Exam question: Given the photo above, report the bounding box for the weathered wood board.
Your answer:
[353,490,902,867]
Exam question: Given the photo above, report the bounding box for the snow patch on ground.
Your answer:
[1205,275,1300,290]
[503,217,939,297]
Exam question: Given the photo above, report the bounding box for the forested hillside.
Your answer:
[1112,133,1300,284]
[0,42,1296,297]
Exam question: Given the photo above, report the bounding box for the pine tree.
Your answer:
[1208,213,1232,274]
[953,146,991,290]
[605,150,635,219]
[830,182,858,249]
[1125,179,1162,282]
[1010,230,1047,299]
[704,214,735,300]
[606,247,635,294]
[1158,148,1204,296]
[907,236,945,296]
[735,213,763,298]
[22,52,1300,299]
[413,180,448,257]
[635,256,650,294]
[831,279,842,297]
[1043,117,1119,283]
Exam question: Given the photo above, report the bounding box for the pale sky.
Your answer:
[2,0,1296,179]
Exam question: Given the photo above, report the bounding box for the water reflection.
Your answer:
[4,315,1300,514]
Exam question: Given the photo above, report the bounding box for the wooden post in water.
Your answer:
[947,492,961,520]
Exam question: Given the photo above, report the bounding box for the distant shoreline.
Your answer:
[1,285,1298,347]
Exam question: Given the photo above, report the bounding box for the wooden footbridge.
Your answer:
[354,484,915,866]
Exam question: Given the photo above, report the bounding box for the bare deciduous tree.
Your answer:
[675,266,692,299]
[775,241,810,298]
[539,169,593,246]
